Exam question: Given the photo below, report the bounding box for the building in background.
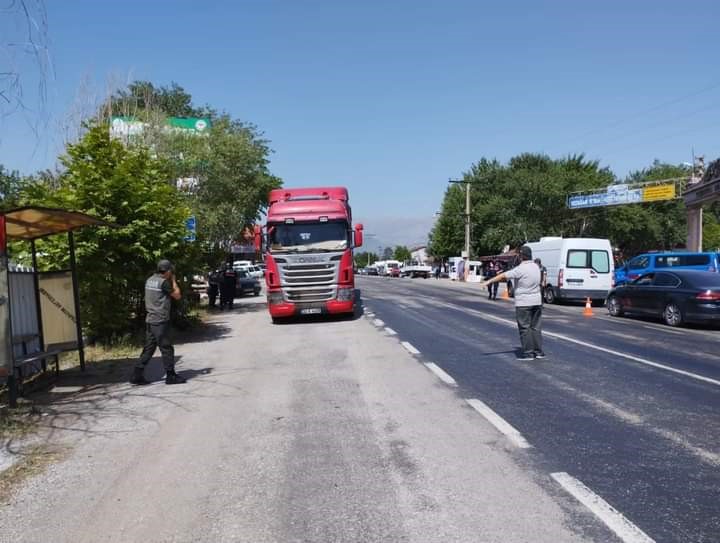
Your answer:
[410,246,429,265]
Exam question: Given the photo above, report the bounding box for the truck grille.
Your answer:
[278,260,339,303]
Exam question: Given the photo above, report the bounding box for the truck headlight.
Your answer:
[337,287,354,301]
[267,292,284,305]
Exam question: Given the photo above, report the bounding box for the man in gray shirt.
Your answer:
[130,259,186,385]
[481,246,545,360]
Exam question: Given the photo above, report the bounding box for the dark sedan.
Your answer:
[606,270,720,327]
[236,270,262,297]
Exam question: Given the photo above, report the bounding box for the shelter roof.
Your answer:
[1,206,112,241]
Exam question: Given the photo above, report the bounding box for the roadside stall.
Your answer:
[0,207,111,407]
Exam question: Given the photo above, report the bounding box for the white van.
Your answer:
[525,237,614,304]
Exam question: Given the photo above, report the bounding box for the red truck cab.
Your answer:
[257,187,363,322]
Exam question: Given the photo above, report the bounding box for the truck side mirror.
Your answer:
[254,225,262,251]
[354,223,364,248]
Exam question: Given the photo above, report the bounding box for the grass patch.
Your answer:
[0,445,66,505]
[0,404,41,440]
[58,340,141,371]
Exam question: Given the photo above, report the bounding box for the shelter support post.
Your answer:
[30,240,46,371]
[687,206,703,252]
[68,231,85,371]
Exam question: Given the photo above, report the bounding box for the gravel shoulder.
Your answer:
[0,295,591,543]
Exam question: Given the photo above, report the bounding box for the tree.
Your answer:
[105,80,212,118]
[596,161,688,256]
[102,81,281,264]
[22,125,193,343]
[393,245,411,262]
[382,247,394,260]
[159,115,281,259]
[354,251,377,268]
[0,165,24,210]
[430,154,613,258]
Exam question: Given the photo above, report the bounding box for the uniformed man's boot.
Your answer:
[165,370,187,385]
[130,367,150,385]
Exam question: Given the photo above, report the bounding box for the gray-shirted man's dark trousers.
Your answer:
[515,305,543,355]
[135,322,175,371]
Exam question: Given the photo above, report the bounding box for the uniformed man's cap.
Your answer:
[157,259,174,273]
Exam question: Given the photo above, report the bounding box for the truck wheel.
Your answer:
[543,286,556,304]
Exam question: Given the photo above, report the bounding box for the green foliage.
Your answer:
[106,81,281,263]
[382,247,394,260]
[0,166,24,210]
[393,245,412,262]
[598,162,688,256]
[22,125,193,343]
[354,251,377,268]
[430,154,613,258]
[108,81,213,118]
[429,155,720,260]
[159,115,281,255]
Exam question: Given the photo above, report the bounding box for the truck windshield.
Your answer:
[269,221,348,252]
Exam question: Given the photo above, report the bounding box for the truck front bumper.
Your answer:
[267,292,355,317]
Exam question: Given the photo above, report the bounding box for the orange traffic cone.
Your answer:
[583,297,593,317]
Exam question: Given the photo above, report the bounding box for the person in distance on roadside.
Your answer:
[480,246,545,360]
[484,261,499,300]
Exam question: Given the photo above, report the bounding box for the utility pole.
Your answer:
[449,178,471,259]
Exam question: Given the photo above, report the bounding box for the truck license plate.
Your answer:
[300,308,322,315]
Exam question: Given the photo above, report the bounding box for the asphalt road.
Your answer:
[358,275,720,543]
[1,290,596,543]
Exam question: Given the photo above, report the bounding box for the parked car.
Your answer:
[614,251,720,286]
[389,266,401,278]
[365,266,379,276]
[606,270,720,327]
[235,270,262,297]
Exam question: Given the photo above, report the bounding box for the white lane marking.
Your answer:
[465,399,532,449]
[605,330,643,341]
[424,363,458,386]
[384,327,397,335]
[548,331,720,387]
[366,313,375,318]
[551,472,655,543]
[373,318,385,327]
[401,341,420,355]
[433,301,720,388]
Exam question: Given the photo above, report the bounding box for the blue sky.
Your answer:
[1,0,719,248]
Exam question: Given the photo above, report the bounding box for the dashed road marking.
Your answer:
[424,363,457,386]
[551,472,655,543]
[384,327,397,335]
[465,399,532,449]
[401,341,420,355]
[373,318,385,327]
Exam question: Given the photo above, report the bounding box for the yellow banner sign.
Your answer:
[642,184,676,202]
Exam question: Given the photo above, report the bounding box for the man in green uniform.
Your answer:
[130,259,186,385]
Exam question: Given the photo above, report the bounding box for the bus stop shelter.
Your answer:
[0,206,111,407]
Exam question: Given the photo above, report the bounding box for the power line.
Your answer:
[560,80,720,147]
